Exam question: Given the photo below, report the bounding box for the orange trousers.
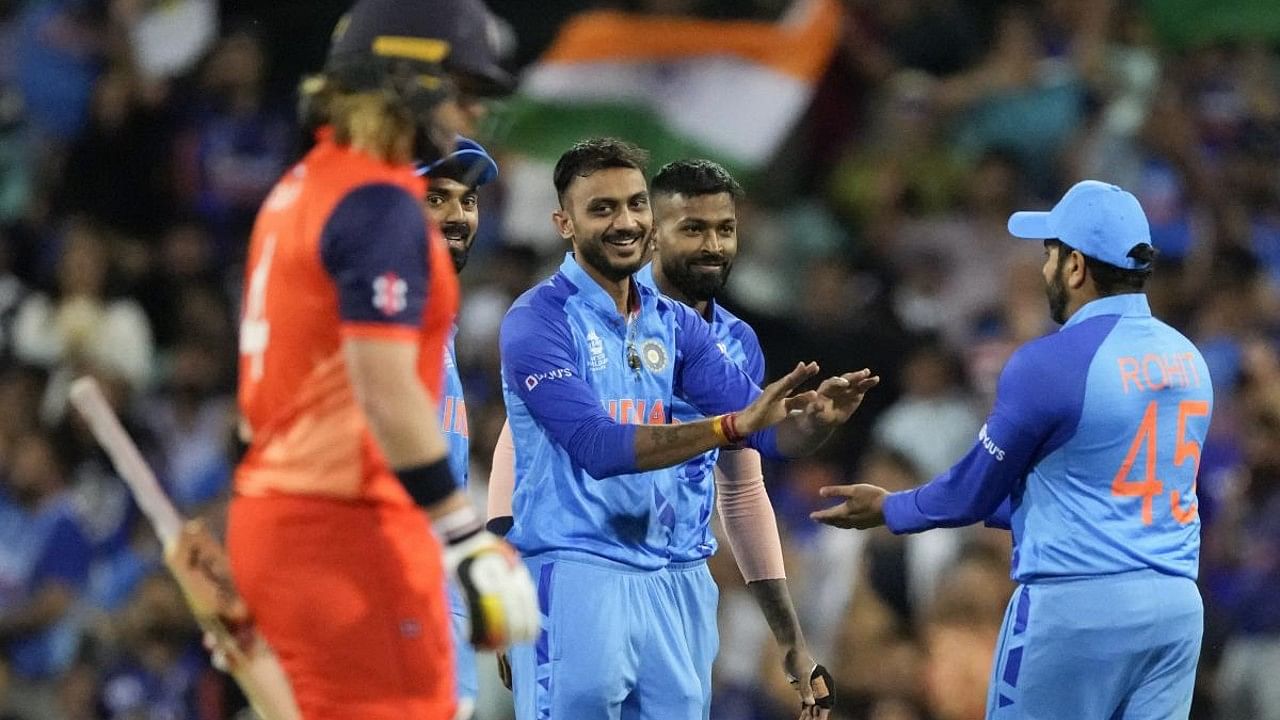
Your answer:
[228,494,457,720]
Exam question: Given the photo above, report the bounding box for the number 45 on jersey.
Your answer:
[1112,400,1211,526]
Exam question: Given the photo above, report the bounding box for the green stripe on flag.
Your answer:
[484,97,754,183]
[1144,0,1280,48]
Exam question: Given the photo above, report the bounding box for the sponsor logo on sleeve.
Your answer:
[524,367,574,391]
[978,423,1006,461]
[372,272,408,316]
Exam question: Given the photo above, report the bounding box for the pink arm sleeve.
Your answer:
[487,420,516,520]
[715,448,786,582]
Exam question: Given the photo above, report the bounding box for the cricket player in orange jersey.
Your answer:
[227,1,537,718]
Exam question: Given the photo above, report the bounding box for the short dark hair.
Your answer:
[552,138,649,200]
[650,159,743,200]
[1048,239,1157,295]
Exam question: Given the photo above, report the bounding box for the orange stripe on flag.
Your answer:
[539,0,842,81]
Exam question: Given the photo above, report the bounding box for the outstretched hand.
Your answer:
[809,484,890,530]
[803,370,880,427]
[737,362,821,435]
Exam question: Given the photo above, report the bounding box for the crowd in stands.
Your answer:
[0,0,1277,718]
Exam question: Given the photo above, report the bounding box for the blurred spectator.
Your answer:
[97,575,211,720]
[963,254,1056,405]
[0,2,1278,717]
[921,547,1014,720]
[0,366,41,461]
[57,63,177,239]
[115,0,218,84]
[0,237,27,360]
[13,0,107,145]
[143,340,232,514]
[136,222,226,350]
[828,70,965,230]
[750,254,909,466]
[1205,381,1280,720]
[0,82,28,225]
[0,432,92,720]
[11,220,154,424]
[873,341,981,480]
[937,4,1087,192]
[888,150,1041,348]
[174,29,290,259]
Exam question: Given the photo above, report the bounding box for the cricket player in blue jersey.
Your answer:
[641,159,834,717]
[420,136,499,720]
[500,138,878,720]
[812,180,1214,719]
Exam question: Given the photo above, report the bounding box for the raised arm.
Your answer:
[500,304,821,478]
[812,341,1067,533]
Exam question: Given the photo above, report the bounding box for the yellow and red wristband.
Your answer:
[713,413,745,445]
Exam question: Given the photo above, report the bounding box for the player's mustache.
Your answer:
[441,221,472,239]
[602,229,645,244]
[689,253,729,266]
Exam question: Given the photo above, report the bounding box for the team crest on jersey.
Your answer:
[640,341,668,372]
[372,272,408,316]
[586,329,608,372]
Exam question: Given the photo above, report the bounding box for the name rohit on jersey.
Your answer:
[1117,353,1203,394]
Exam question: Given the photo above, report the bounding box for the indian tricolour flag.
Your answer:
[492,0,843,247]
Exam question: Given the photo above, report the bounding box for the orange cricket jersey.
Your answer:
[235,135,459,506]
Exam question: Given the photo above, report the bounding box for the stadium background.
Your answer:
[1,0,1279,718]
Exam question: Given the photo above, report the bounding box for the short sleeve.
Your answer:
[320,184,428,338]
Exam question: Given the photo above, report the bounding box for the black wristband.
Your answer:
[811,664,835,709]
[486,516,514,537]
[395,458,457,508]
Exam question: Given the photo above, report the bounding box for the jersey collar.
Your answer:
[558,252,646,321]
[1062,293,1151,329]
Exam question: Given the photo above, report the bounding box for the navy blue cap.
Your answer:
[328,0,513,95]
[417,136,498,186]
[1008,180,1153,269]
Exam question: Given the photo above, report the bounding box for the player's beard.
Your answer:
[1046,264,1069,325]
[441,221,474,273]
[662,252,732,304]
[578,227,649,283]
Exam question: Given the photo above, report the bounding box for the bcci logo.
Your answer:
[640,341,668,372]
[372,272,408,316]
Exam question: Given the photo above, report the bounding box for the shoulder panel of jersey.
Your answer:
[235,139,458,506]
[1010,299,1212,582]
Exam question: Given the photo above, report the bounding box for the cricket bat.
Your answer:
[69,377,302,720]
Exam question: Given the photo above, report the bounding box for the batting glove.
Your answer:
[444,529,540,650]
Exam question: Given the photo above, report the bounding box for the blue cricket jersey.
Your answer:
[883,294,1213,582]
[500,254,781,570]
[634,264,766,562]
[441,328,469,487]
